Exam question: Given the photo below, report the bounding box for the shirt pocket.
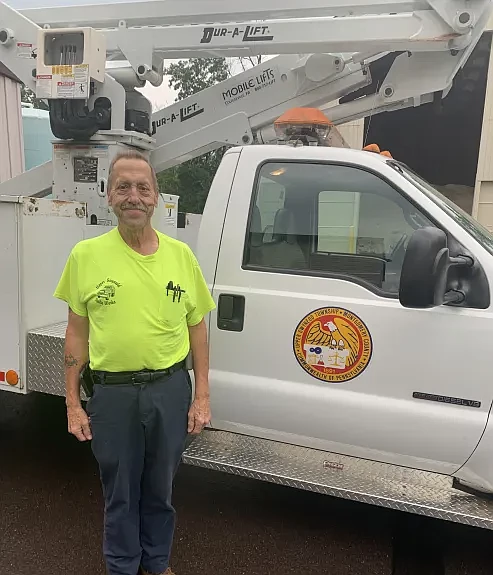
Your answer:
[158,293,188,330]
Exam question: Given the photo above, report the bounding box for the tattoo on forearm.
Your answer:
[64,354,79,368]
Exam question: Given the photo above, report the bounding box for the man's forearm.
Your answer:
[188,319,210,399]
[64,331,89,408]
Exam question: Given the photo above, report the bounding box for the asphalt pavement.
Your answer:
[1,390,493,575]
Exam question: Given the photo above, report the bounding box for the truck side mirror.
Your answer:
[399,227,472,309]
[399,227,448,309]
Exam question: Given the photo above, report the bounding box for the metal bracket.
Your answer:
[14,1,493,32]
[116,20,163,87]
[427,0,492,33]
[0,1,40,92]
[90,72,127,131]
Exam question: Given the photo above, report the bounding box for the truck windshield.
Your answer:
[389,161,493,256]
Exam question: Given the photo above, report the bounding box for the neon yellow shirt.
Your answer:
[54,227,216,372]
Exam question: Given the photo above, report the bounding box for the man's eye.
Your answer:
[117,183,130,191]
[138,185,151,193]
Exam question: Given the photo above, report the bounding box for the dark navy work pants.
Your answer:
[86,369,192,575]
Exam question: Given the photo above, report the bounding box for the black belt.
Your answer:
[92,361,184,386]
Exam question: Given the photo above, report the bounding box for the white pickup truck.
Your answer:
[180,142,493,530]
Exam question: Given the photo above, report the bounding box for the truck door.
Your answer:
[207,147,492,475]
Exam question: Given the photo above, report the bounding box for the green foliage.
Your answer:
[20,84,49,111]
[164,58,230,100]
[157,58,231,214]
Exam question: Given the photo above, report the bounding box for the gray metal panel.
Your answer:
[27,322,88,401]
[183,430,493,530]
[0,162,53,198]
[0,63,20,83]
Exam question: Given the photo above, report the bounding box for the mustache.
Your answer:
[120,203,148,212]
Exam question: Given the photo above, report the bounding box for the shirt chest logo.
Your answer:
[95,278,123,306]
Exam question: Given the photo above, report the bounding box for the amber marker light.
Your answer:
[274,107,333,146]
[6,370,19,386]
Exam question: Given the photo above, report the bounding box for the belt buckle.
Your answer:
[131,371,153,385]
[131,373,144,385]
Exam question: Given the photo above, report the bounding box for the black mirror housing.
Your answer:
[399,227,450,309]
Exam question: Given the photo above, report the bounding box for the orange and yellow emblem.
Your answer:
[293,307,372,383]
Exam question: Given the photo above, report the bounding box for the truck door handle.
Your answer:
[217,294,245,332]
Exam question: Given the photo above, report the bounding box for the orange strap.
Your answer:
[362,144,393,158]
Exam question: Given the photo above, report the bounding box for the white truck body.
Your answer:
[196,144,493,482]
[5,142,493,530]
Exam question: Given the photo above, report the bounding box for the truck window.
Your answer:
[390,161,493,256]
[244,161,435,295]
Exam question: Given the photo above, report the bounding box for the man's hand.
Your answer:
[67,404,92,442]
[187,395,211,435]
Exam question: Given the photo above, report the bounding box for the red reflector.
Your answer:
[0,372,5,382]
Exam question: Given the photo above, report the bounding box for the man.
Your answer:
[54,149,216,575]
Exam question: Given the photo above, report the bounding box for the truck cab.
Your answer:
[196,144,493,495]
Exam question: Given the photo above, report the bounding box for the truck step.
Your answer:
[182,429,493,530]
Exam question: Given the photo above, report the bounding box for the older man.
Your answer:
[54,149,215,575]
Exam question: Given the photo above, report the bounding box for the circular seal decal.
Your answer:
[293,307,372,384]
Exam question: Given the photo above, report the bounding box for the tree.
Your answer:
[157,58,231,214]
[237,56,263,72]
[164,58,230,100]
[20,84,49,111]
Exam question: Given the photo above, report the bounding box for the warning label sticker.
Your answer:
[52,65,73,76]
[50,64,89,98]
[16,43,33,59]
[57,80,76,98]
[74,65,89,98]
[36,75,52,99]
[74,64,89,81]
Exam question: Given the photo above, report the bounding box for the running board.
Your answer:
[182,429,493,530]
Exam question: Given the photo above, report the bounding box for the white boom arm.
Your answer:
[13,0,493,55]
[145,0,493,171]
[148,54,370,172]
[147,40,485,172]
[0,0,492,196]
[2,1,492,92]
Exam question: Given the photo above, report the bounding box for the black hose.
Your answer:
[49,97,112,141]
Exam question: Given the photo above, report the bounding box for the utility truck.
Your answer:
[2,0,493,532]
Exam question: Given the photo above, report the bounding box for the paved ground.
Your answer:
[1,391,493,575]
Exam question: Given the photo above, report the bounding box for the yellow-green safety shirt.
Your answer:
[54,227,216,372]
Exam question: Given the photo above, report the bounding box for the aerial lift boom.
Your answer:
[0,0,492,214]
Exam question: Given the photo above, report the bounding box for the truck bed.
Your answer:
[27,322,493,529]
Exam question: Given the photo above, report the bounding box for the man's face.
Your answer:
[108,158,158,228]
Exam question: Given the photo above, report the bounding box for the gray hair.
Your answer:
[107,149,159,194]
